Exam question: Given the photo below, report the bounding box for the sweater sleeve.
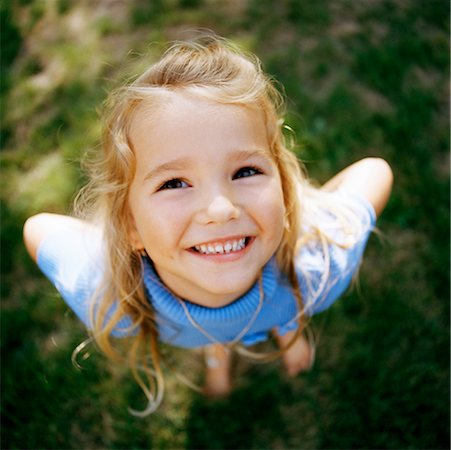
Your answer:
[36,226,134,336]
[297,189,376,316]
[277,190,376,336]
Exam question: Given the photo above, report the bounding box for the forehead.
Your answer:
[128,91,269,150]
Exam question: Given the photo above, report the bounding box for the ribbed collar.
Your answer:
[142,257,279,326]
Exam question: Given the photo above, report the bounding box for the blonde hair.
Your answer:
[75,35,359,416]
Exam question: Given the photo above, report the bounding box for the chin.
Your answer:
[202,274,257,298]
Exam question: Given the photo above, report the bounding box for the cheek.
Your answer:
[132,199,187,253]
[254,184,286,239]
[268,203,286,242]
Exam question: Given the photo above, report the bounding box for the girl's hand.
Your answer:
[320,157,393,217]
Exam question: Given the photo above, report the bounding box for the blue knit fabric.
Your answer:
[37,190,375,349]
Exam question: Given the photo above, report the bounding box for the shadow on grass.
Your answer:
[185,367,296,449]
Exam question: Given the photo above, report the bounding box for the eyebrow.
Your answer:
[143,157,192,184]
[142,148,271,184]
[229,148,272,163]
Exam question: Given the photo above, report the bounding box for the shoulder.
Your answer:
[301,186,376,242]
[23,213,98,262]
[29,214,105,316]
[297,187,376,284]
[295,191,375,313]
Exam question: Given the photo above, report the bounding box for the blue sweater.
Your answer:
[37,190,375,348]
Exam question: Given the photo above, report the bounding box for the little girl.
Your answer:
[23,36,393,416]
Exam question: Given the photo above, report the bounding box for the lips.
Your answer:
[190,237,251,255]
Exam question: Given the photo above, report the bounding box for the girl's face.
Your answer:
[127,93,285,307]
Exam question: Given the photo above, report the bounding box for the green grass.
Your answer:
[1,0,449,448]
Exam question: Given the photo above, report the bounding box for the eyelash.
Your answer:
[233,165,264,179]
[157,178,189,191]
[156,166,264,192]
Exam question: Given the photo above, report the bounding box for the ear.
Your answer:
[127,213,145,251]
[129,230,144,251]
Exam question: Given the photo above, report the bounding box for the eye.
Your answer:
[157,178,190,191]
[233,166,263,180]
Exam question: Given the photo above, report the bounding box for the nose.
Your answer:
[197,194,240,224]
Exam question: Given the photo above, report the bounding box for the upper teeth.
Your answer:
[194,238,246,255]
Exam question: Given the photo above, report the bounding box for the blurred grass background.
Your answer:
[1,0,449,448]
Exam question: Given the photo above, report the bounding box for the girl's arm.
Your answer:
[320,157,393,217]
[23,213,120,334]
[23,213,94,262]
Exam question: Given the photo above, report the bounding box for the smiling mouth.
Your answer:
[190,237,252,255]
